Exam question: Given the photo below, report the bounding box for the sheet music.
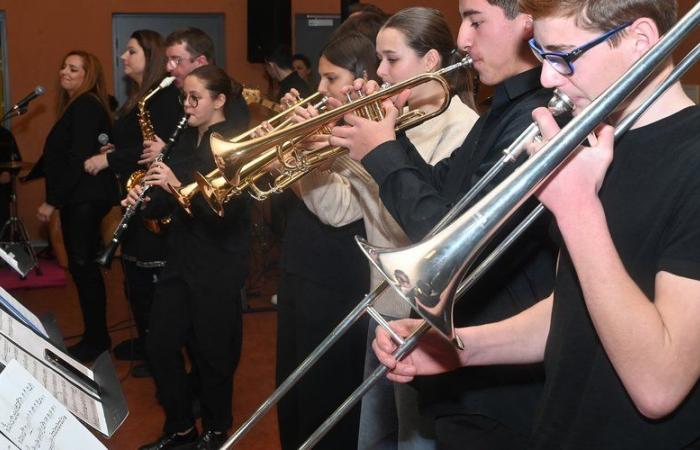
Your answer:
[0,288,47,339]
[0,360,106,450]
[0,311,107,434]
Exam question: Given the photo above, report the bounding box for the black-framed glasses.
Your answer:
[179,93,200,108]
[528,22,632,75]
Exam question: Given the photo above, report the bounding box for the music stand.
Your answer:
[0,160,40,277]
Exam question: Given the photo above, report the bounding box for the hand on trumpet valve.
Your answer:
[140,135,165,165]
[84,154,109,175]
[144,161,180,190]
[281,89,302,110]
[528,106,615,218]
[372,318,465,383]
[330,82,411,161]
[121,185,149,208]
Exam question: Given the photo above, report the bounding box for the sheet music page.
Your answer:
[0,312,107,434]
[0,288,48,339]
[0,360,106,450]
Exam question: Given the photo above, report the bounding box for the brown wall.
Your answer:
[0,0,697,240]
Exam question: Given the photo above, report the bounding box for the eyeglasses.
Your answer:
[179,93,201,108]
[166,55,197,67]
[528,22,631,75]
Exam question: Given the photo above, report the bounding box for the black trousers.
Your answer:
[434,414,530,450]
[147,271,243,433]
[60,201,111,345]
[121,259,161,342]
[276,272,368,450]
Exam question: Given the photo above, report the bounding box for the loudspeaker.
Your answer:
[247,0,292,63]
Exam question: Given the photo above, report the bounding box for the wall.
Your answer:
[0,0,697,240]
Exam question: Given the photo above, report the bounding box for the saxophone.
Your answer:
[126,76,176,233]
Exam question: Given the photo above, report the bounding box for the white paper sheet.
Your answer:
[0,360,106,450]
[0,310,107,434]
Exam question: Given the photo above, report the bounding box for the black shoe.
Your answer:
[138,428,198,450]
[195,430,226,450]
[67,339,110,364]
[131,363,152,378]
[113,338,145,361]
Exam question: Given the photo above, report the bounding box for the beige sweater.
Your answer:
[299,96,479,317]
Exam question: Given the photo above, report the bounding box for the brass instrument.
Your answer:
[177,56,474,217]
[125,76,175,233]
[218,2,700,443]
[168,91,328,215]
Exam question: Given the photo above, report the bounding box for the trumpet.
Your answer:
[219,7,700,445]
[167,92,328,215]
[193,55,474,213]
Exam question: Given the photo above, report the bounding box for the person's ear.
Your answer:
[214,93,226,110]
[424,48,441,72]
[626,17,659,57]
[522,14,534,40]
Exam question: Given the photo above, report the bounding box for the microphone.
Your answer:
[11,86,45,113]
[97,133,114,153]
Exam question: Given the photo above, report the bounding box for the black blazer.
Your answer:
[42,93,118,208]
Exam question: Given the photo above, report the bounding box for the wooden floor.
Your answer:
[11,257,282,450]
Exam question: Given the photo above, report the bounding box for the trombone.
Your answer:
[221,2,700,444]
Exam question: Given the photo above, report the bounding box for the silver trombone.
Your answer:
[222,2,700,444]
[221,91,572,450]
[300,40,700,449]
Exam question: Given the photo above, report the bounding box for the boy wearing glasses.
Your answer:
[330,0,559,448]
[373,1,700,448]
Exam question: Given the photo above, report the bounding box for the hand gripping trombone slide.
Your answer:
[220,4,700,445]
[97,114,190,268]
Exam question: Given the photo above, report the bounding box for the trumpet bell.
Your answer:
[194,171,231,217]
[168,182,199,216]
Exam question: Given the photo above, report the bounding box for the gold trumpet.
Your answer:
[189,55,473,216]
[168,91,327,215]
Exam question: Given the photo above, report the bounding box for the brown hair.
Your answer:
[57,50,111,119]
[321,31,380,82]
[519,0,677,43]
[487,0,520,19]
[186,64,232,104]
[165,27,215,63]
[119,29,168,117]
[382,7,474,101]
[333,11,389,43]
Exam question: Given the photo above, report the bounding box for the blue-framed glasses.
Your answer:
[529,22,632,75]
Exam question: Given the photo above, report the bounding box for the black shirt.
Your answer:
[145,121,251,287]
[534,105,700,450]
[42,93,118,208]
[277,71,312,102]
[362,68,558,436]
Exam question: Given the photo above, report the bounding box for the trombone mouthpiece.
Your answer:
[160,76,176,88]
[549,89,575,116]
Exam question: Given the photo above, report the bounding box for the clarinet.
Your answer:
[97,114,190,268]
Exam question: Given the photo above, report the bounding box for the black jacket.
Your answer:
[362,68,559,436]
[42,93,118,208]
